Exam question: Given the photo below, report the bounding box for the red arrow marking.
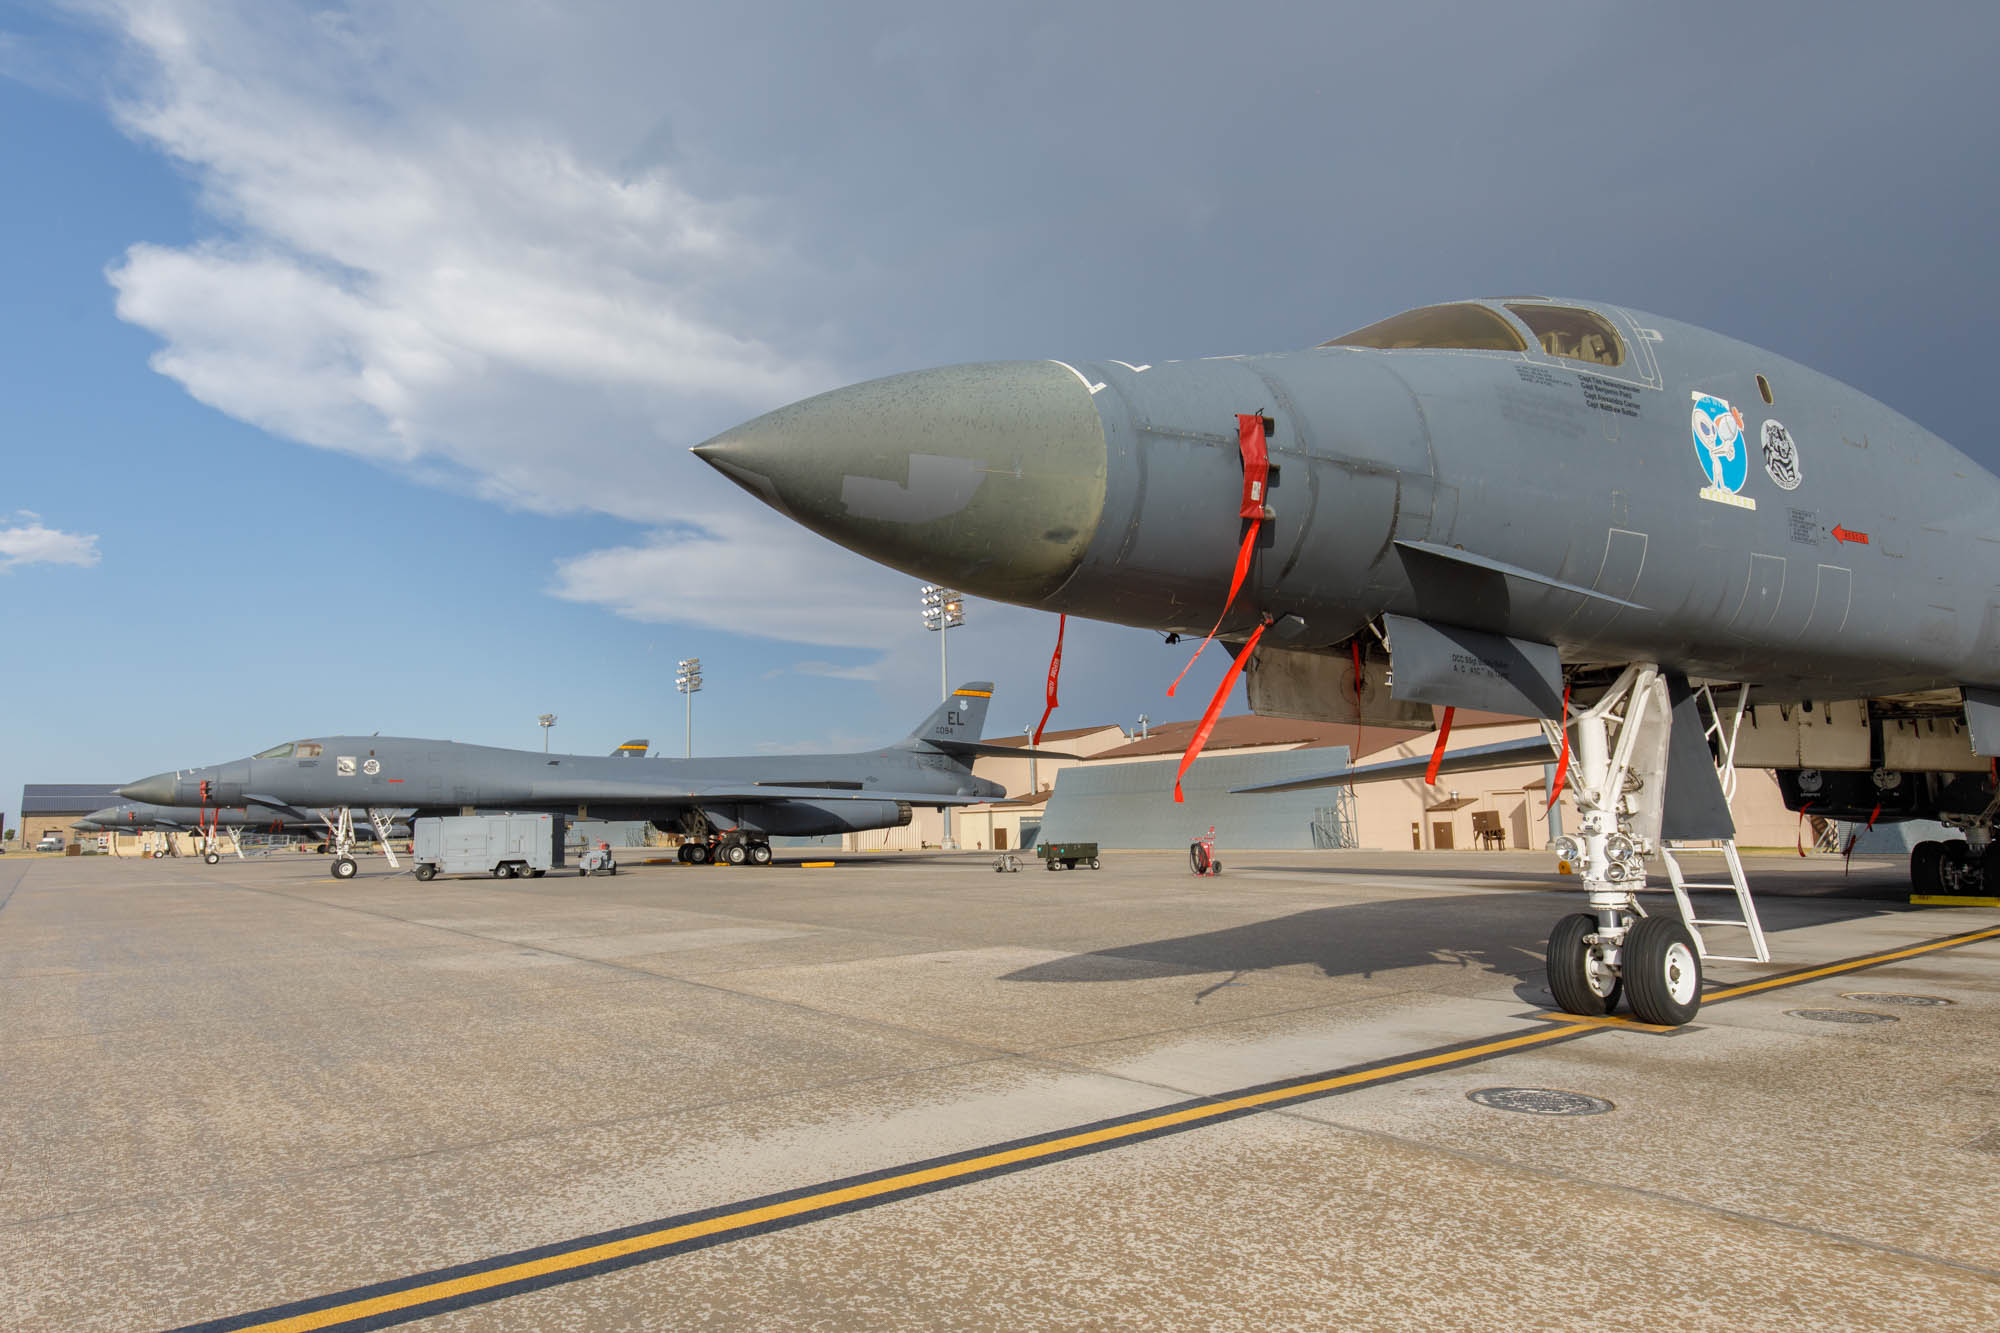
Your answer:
[1831,524,1869,545]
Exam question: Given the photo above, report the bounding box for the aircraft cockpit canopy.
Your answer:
[254,741,323,759]
[1322,303,1526,352]
[1322,301,1627,368]
[1504,303,1624,366]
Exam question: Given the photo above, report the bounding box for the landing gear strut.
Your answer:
[320,806,401,880]
[1540,665,1761,1026]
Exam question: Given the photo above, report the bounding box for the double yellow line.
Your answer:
[180,922,2000,1333]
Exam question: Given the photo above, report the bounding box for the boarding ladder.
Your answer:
[1659,683,1770,964]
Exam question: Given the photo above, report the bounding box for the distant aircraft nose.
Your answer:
[117,773,178,805]
[692,360,1109,605]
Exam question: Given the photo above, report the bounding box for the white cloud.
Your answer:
[790,660,881,682]
[83,0,879,620]
[0,514,101,571]
[548,512,911,651]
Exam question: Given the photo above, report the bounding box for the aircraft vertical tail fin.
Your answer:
[901,683,994,749]
[611,740,650,758]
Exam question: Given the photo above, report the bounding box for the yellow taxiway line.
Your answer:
[176,920,2000,1333]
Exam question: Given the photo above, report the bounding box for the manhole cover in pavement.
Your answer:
[1466,1087,1614,1117]
[1840,991,1953,1006]
[1785,1008,1899,1024]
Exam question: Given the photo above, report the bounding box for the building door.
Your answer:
[995,827,1008,850]
[1432,821,1454,850]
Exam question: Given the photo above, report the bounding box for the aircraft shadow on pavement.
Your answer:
[1001,890,1909,1006]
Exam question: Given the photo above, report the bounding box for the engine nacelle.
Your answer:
[699,799,914,837]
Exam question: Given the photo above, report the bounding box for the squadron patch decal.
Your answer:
[362,758,381,776]
[1761,420,1802,491]
[1691,391,1756,509]
[336,756,357,776]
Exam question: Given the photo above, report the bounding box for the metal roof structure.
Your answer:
[1036,747,1357,850]
[20,784,122,815]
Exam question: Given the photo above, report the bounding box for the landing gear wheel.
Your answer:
[152,849,167,859]
[677,845,692,863]
[414,864,437,882]
[687,843,710,865]
[1911,840,1943,894]
[331,856,358,880]
[1624,915,1703,1026]
[725,843,749,865]
[749,843,773,865]
[1984,845,2000,895]
[204,851,221,865]
[1546,912,1621,1016]
[1940,841,1972,893]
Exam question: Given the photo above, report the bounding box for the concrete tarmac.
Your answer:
[2,848,1997,1330]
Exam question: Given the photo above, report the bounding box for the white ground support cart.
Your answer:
[411,814,564,882]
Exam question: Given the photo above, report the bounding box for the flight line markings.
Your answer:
[174,921,2000,1333]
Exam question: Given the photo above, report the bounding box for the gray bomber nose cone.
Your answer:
[693,360,1109,604]
[117,774,177,805]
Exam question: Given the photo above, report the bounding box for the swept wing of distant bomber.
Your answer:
[120,686,1058,877]
[694,296,2000,1024]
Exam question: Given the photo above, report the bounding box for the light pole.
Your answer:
[920,585,963,699]
[538,713,556,753]
[921,585,965,848]
[1022,723,1037,796]
[675,658,702,758]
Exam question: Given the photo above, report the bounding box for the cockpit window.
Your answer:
[296,741,323,758]
[1505,304,1624,366]
[1322,303,1527,353]
[254,742,295,759]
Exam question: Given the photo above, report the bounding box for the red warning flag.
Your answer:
[1425,707,1456,786]
[1175,618,1270,802]
[1545,685,1572,808]
[1168,414,1270,698]
[1032,614,1066,745]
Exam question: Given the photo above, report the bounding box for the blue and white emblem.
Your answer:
[1691,391,1753,507]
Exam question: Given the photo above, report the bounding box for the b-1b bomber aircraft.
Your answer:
[119,685,1043,878]
[695,296,2000,1026]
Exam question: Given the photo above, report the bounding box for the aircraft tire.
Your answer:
[1624,916,1702,1026]
[1911,840,1944,894]
[1983,844,2000,895]
[725,843,748,865]
[750,843,773,865]
[414,864,437,882]
[331,857,358,880]
[204,852,221,865]
[1545,912,1620,1016]
[687,843,710,865]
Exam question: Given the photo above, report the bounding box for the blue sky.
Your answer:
[4,2,1999,822]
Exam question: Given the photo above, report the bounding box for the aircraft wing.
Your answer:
[522,778,985,807]
[688,783,987,807]
[923,739,1081,760]
[1231,736,1559,795]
